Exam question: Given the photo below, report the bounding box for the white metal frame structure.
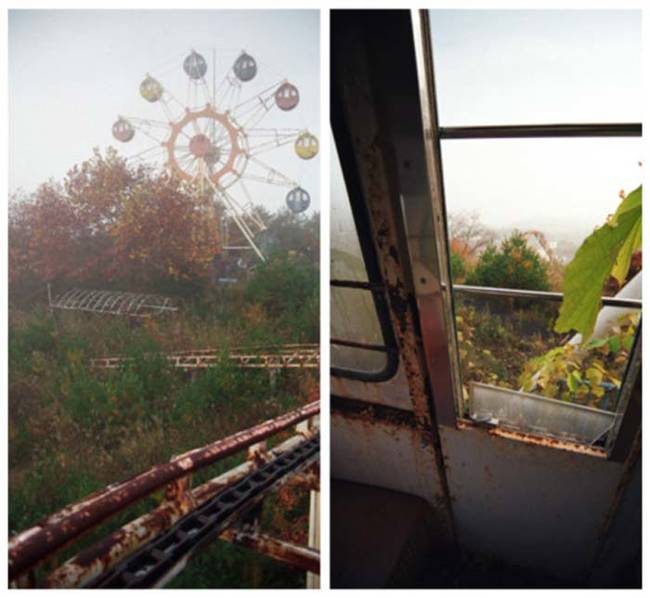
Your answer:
[48,287,178,318]
[90,343,320,370]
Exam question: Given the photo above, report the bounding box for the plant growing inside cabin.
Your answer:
[519,313,638,409]
[519,185,642,409]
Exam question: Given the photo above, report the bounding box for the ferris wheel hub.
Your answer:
[189,134,213,158]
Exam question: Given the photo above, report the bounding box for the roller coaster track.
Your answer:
[90,343,320,370]
[522,229,560,263]
[9,401,320,589]
[89,435,319,588]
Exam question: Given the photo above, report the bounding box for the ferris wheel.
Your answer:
[111,49,319,262]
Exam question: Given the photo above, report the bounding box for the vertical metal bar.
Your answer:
[412,9,465,423]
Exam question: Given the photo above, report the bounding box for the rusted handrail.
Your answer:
[9,400,320,581]
[46,430,318,588]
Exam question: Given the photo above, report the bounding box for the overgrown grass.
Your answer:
[9,262,318,588]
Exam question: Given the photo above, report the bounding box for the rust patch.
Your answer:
[457,419,608,458]
[221,528,319,574]
[331,395,417,429]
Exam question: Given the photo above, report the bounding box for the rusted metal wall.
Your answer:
[439,425,625,581]
[331,411,445,509]
[331,367,412,411]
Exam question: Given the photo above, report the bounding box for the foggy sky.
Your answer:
[9,10,320,214]
[428,10,642,239]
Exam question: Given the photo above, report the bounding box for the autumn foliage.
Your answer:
[9,148,221,298]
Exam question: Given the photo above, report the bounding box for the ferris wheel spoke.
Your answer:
[213,126,231,148]
[178,129,193,142]
[200,78,212,106]
[244,155,298,188]
[177,154,195,171]
[128,144,164,162]
[123,116,170,129]
[126,120,167,146]
[231,80,281,115]
[246,129,301,156]
[160,90,186,120]
[213,75,234,111]
[190,118,202,136]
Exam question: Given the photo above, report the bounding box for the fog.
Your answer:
[9,10,320,213]
[429,10,642,246]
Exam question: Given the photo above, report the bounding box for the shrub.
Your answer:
[244,253,318,341]
[466,232,550,291]
[450,251,467,282]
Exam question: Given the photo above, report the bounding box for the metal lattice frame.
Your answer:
[90,343,319,370]
[48,287,178,318]
[112,49,319,262]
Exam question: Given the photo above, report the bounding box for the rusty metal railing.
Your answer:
[9,400,320,588]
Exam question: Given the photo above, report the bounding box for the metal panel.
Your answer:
[439,424,624,581]
[469,382,615,445]
[331,411,446,509]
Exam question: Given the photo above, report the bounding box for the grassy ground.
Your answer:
[9,277,318,588]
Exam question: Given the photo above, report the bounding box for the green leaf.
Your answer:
[608,336,622,353]
[567,370,580,392]
[623,334,634,352]
[585,337,608,349]
[611,187,642,283]
[555,186,642,339]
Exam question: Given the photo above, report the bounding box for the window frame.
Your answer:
[330,125,400,383]
[413,8,642,460]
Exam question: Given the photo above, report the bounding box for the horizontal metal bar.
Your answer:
[330,337,389,352]
[8,401,320,581]
[330,279,384,291]
[439,123,642,140]
[452,284,642,309]
[221,528,320,574]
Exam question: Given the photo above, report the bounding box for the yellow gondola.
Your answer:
[295,131,319,160]
[140,75,163,103]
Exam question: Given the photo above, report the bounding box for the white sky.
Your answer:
[8,9,320,213]
[428,9,642,241]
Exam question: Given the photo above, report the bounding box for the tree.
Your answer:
[466,232,550,291]
[9,148,221,298]
[450,251,467,282]
[448,211,496,260]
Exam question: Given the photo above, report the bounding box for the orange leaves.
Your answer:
[109,176,220,283]
[9,149,221,294]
